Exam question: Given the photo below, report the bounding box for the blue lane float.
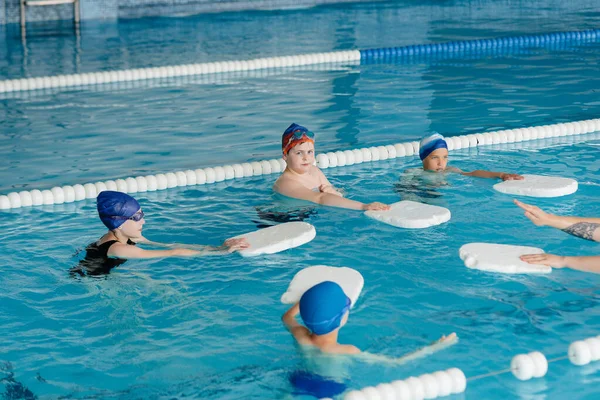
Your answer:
[359,29,600,62]
[0,29,598,94]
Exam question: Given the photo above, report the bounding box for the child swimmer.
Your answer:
[73,191,248,276]
[282,281,457,361]
[273,123,390,212]
[419,133,523,180]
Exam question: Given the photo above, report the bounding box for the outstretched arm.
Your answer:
[461,170,523,181]
[128,236,180,248]
[520,253,600,274]
[274,179,389,211]
[108,242,201,259]
[515,200,600,242]
[126,235,249,254]
[357,333,458,365]
[108,238,248,259]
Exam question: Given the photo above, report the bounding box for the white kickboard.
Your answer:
[365,200,451,229]
[459,243,551,274]
[281,265,364,307]
[233,221,316,257]
[493,174,578,198]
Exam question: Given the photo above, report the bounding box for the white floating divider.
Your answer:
[343,367,467,400]
[344,335,600,399]
[2,29,598,95]
[1,118,599,210]
[568,335,600,366]
[0,50,361,93]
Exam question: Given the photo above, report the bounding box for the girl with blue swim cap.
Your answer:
[273,123,390,211]
[418,133,523,180]
[73,191,248,276]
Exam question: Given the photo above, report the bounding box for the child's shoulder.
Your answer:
[323,343,360,355]
[274,170,294,187]
[310,164,325,175]
[340,344,361,354]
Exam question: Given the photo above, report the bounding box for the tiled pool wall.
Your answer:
[1,0,380,24]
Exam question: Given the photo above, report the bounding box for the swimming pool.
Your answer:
[1,1,600,399]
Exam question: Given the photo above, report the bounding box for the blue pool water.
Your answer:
[1,140,600,399]
[1,0,600,399]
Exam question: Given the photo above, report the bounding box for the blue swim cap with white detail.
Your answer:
[300,281,351,335]
[419,133,448,160]
[96,191,141,230]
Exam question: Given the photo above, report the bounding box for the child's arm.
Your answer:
[282,303,312,345]
[520,253,600,274]
[127,236,181,248]
[356,333,458,365]
[186,238,250,256]
[461,170,523,181]
[108,242,201,259]
[125,236,249,254]
[515,200,600,242]
[274,178,389,211]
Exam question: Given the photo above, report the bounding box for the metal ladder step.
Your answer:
[25,0,76,6]
[20,0,80,31]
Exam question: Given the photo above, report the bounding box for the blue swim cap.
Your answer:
[96,191,141,230]
[299,281,351,335]
[419,133,448,160]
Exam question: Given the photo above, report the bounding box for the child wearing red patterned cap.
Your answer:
[273,123,389,211]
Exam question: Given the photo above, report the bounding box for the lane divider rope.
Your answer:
[342,335,600,400]
[0,29,598,93]
[1,118,598,210]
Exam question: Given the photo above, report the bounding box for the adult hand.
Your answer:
[363,202,390,211]
[223,238,250,253]
[514,199,555,227]
[520,253,566,268]
[501,173,524,181]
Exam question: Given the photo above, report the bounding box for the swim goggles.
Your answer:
[283,129,315,154]
[290,128,315,140]
[106,210,145,222]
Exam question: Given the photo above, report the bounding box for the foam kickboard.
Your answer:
[233,221,315,257]
[281,265,364,307]
[365,200,451,228]
[493,174,578,197]
[459,242,551,274]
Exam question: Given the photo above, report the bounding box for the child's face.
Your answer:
[284,141,315,174]
[118,209,145,237]
[422,148,449,172]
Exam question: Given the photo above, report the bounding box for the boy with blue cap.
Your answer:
[419,133,523,180]
[73,191,248,275]
[274,123,390,211]
[282,281,457,358]
[282,281,359,354]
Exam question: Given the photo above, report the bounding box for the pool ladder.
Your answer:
[20,0,80,31]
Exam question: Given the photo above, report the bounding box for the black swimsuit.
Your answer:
[71,239,136,276]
